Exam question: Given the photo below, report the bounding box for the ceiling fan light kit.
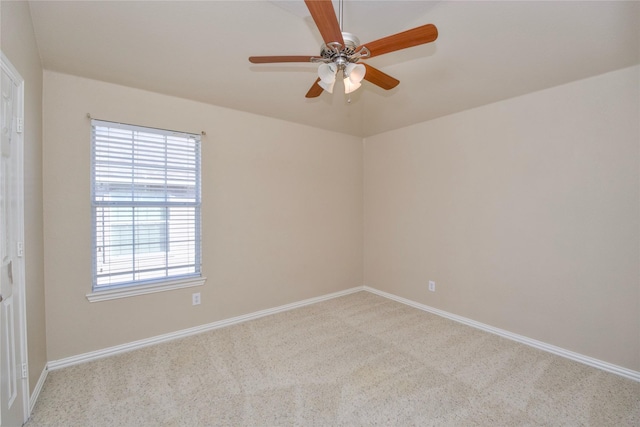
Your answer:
[249,0,438,99]
[317,61,365,94]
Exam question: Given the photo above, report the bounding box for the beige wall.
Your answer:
[364,66,640,371]
[42,71,363,360]
[1,1,48,393]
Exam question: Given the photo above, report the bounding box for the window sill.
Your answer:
[86,276,206,302]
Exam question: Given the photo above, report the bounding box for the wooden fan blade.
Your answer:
[360,24,438,58]
[362,64,400,90]
[305,78,324,98]
[249,56,314,64]
[304,0,344,47]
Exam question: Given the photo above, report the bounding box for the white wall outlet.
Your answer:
[428,281,436,292]
[192,292,201,305]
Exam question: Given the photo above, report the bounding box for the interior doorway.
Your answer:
[1,52,29,427]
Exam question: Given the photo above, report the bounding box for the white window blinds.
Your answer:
[91,119,201,291]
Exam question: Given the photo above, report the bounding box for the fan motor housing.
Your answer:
[320,32,361,59]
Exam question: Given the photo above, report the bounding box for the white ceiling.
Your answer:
[28,0,639,137]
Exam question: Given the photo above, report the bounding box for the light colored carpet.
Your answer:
[26,291,640,426]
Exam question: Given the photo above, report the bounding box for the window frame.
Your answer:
[87,119,205,302]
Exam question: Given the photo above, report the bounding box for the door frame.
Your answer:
[1,51,30,425]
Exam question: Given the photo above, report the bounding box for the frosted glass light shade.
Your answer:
[343,78,361,94]
[318,63,337,84]
[345,63,366,84]
[318,80,336,94]
[343,63,366,94]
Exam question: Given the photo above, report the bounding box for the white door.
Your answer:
[0,55,27,427]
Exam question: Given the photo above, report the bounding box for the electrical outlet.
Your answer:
[192,292,201,305]
[428,281,436,292]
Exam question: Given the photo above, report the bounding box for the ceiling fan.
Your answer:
[249,0,438,98]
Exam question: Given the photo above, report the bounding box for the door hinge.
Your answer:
[21,363,27,379]
[16,118,24,134]
[17,241,24,257]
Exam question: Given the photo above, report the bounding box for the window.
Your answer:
[90,119,202,298]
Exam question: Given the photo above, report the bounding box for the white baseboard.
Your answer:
[46,284,639,383]
[29,365,48,413]
[364,286,640,382]
[48,286,364,371]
